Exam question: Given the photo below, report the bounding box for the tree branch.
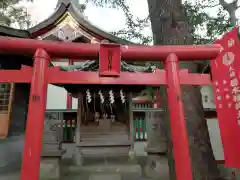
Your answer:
[218,0,237,25]
[200,3,220,8]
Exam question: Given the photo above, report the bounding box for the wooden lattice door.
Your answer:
[0,83,14,139]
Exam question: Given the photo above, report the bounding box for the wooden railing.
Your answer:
[57,118,149,142]
[45,102,156,143]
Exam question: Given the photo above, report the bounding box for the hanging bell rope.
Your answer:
[85,89,91,125]
[120,89,125,104]
[98,90,105,114]
[86,89,92,103]
[93,92,96,112]
[110,114,115,123]
[98,90,104,104]
[109,89,114,104]
[109,89,115,114]
[120,89,127,110]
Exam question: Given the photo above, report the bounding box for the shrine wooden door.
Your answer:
[0,83,14,139]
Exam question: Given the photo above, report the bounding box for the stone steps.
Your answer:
[61,173,152,180]
[61,157,143,180]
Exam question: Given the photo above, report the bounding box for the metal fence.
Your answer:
[58,118,148,142]
[45,111,76,143]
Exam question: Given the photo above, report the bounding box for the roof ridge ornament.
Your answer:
[56,0,86,13]
[56,0,71,6]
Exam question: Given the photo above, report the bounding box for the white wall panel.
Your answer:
[72,97,78,109]
[201,85,216,109]
[46,61,68,109]
[46,85,67,109]
[206,118,224,160]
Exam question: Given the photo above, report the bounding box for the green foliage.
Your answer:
[182,0,233,72]
[85,0,235,73]
[139,86,156,102]
[184,0,232,44]
[85,0,234,45]
[85,0,152,44]
[0,0,32,29]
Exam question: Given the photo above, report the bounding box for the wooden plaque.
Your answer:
[99,43,121,77]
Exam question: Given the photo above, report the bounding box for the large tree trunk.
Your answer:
[147,0,221,179]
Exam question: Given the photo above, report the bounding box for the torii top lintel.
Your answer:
[0,0,221,61]
[0,36,221,61]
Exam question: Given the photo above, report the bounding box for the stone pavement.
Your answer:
[0,135,23,180]
[0,135,24,174]
[0,171,152,180]
[0,140,166,180]
[61,173,152,180]
[0,171,20,180]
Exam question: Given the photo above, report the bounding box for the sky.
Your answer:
[19,0,150,34]
[18,0,240,40]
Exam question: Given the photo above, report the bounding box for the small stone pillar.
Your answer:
[75,93,83,166]
[145,111,167,153]
[40,120,63,179]
[145,110,169,179]
[128,93,136,161]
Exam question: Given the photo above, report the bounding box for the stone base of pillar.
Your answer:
[145,139,167,154]
[73,147,83,166]
[128,148,136,161]
[144,155,169,180]
[40,158,60,180]
[74,127,83,166]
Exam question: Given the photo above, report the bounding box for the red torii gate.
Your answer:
[0,27,239,180]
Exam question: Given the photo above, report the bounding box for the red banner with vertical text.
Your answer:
[211,27,240,168]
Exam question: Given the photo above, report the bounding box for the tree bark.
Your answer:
[147,0,221,179]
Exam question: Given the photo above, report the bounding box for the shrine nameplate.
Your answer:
[99,43,121,77]
[210,28,240,168]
